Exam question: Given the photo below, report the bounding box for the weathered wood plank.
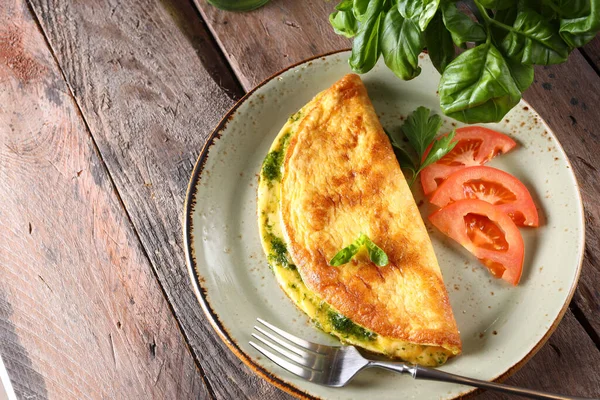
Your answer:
[27,0,600,396]
[195,0,350,91]
[522,56,600,344]
[0,1,209,399]
[581,36,600,74]
[26,0,286,398]
[194,1,600,396]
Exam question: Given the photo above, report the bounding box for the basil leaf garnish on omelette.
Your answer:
[330,233,389,267]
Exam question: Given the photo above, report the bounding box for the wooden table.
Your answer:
[1,0,599,398]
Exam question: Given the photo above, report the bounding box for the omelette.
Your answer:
[257,74,461,366]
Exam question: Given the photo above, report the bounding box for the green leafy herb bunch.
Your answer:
[329,0,599,123]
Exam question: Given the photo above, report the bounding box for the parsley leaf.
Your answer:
[384,128,417,173]
[420,129,457,170]
[402,106,443,158]
[329,233,389,267]
[393,146,417,176]
[385,107,456,187]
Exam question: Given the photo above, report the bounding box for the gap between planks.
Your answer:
[183,0,245,100]
[579,47,600,77]
[570,302,600,352]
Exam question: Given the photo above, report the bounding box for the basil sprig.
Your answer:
[330,0,600,123]
[330,233,389,267]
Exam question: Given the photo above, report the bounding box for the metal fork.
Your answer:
[250,318,594,400]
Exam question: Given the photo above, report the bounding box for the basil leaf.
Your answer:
[349,0,385,73]
[495,7,518,24]
[402,106,443,158]
[419,0,440,31]
[490,8,518,42]
[439,43,521,123]
[398,0,424,19]
[362,235,389,267]
[329,239,362,266]
[381,7,425,80]
[500,6,570,65]
[559,1,600,48]
[441,2,486,48]
[330,9,359,38]
[560,22,599,47]
[506,57,534,92]
[552,0,590,19]
[330,234,389,267]
[335,0,354,11]
[476,0,516,10]
[353,0,371,21]
[425,11,456,73]
[419,129,457,170]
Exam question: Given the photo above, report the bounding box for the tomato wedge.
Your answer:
[430,166,539,227]
[429,199,524,285]
[421,126,517,195]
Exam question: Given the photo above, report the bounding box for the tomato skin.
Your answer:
[429,199,524,285]
[421,127,517,195]
[430,166,539,227]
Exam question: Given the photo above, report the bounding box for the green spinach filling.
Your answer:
[289,111,303,122]
[267,234,296,270]
[261,150,283,181]
[328,310,377,342]
[261,132,292,182]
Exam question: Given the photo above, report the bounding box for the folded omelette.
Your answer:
[257,74,461,366]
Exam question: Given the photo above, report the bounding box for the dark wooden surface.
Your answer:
[0,0,599,398]
[0,0,207,399]
[582,36,600,74]
[23,0,279,398]
[196,0,350,91]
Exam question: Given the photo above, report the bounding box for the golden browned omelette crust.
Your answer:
[281,74,461,351]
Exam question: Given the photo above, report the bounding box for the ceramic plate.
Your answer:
[183,51,585,399]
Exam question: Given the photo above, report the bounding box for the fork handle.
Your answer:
[369,362,595,400]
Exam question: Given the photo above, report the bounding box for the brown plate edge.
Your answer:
[182,49,586,400]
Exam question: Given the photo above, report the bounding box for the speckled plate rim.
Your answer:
[182,49,586,400]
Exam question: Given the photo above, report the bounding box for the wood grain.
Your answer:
[582,36,600,74]
[17,0,599,397]
[0,1,208,398]
[523,55,600,344]
[195,0,351,91]
[192,2,600,397]
[25,0,287,398]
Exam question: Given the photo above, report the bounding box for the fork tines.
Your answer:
[249,318,332,382]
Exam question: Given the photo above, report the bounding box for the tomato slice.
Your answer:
[429,199,524,285]
[430,166,539,227]
[421,126,517,195]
